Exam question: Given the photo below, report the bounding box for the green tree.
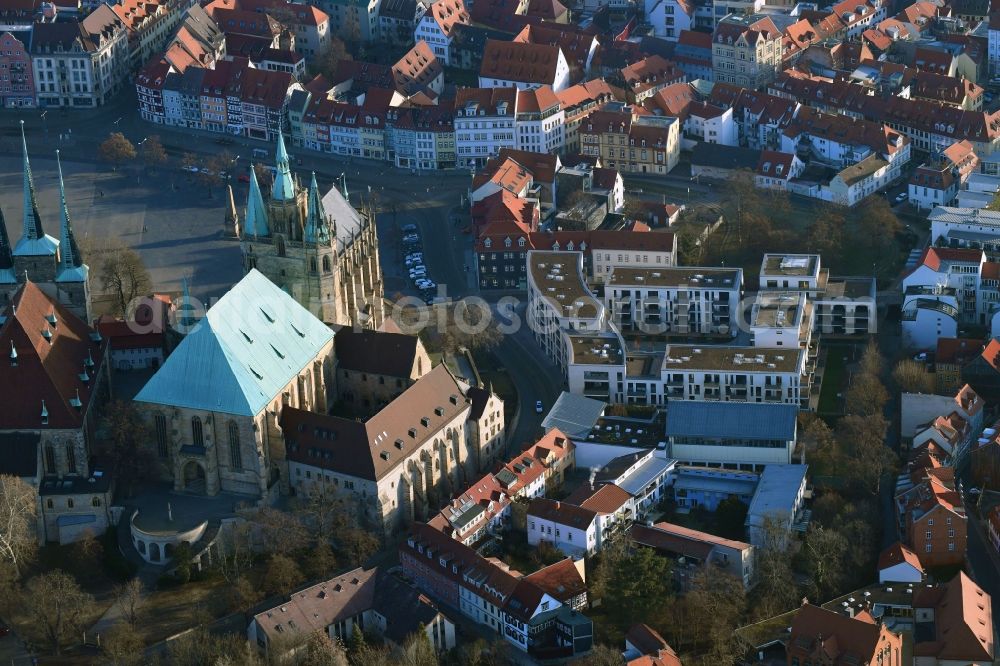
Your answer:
[715,496,748,540]
[604,547,673,630]
[172,542,193,584]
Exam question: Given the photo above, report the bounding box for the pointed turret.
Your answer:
[304,172,330,244]
[341,173,349,202]
[271,132,295,201]
[225,183,239,237]
[0,206,14,284]
[13,121,58,257]
[244,167,270,238]
[55,151,87,283]
[177,277,198,332]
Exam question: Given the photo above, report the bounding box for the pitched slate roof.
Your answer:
[282,364,474,481]
[0,432,40,477]
[0,281,107,430]
[135,270,334,417]
[333,327,419,377]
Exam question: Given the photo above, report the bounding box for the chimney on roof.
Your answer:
[9,342,16,367]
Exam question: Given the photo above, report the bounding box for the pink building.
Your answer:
[0,31,35,108]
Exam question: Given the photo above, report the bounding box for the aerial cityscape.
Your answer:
[1,0,1000,662]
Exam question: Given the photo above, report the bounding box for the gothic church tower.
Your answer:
[238,134,384,328]
[1,123,91,321]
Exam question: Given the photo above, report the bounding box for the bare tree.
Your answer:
[0,475,37,578]
[140,135,168,169]
[802,525,849,599]
[214,521,257,584]
[893,359,934,394]
[576,644,626,666]
[299,631,350,666]
[25,569,94,655]
[858,339,883,377]
[95,240,153,318]
[264,553,303,596]
[103,623,145,666]
[250,506,310,556]
[844,373,889,417]
[99,132,137,170]
[101,400,158,497]
[114,577,143,627]
[312,36,353,80]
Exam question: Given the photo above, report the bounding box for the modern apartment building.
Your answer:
[604,266,742,337]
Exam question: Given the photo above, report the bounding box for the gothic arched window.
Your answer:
[191,416,204,448]
[154,413,168,458]
[228,421,243,471]
[322,255,332,273]
[276,236,286,257]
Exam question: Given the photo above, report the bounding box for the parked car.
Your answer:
[894,192,908,204]
[182,165,199,173]
[0,624,10,638]
[402,224,417,232]
[535,400,544,414]
[238,173,250,183]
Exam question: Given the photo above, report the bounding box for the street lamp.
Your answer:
[40,110,47,137]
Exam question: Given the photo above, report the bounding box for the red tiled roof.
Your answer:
[527,497,597,528]
[516,85,560,113]
[912,572,993,662]
[936,338,985,366]
[481,39,563,85]
[565,482,631,513]
[0,282,108,429]
[788,603,896,662]
[522,557,586,604]
[428,0,469,36]
[95,316,164,351]
[878,541,925,573]
[677,29,711,48]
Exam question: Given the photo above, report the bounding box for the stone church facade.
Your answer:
[135,270,336,498]
[238,134,384,329]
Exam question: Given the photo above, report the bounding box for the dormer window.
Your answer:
[518,237,526,247]
[505,237,512,248]
[484,238,492,248]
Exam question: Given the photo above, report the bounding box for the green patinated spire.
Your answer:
[271,132,295,201]
[244,167,270,238]
[304,172,330,244]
